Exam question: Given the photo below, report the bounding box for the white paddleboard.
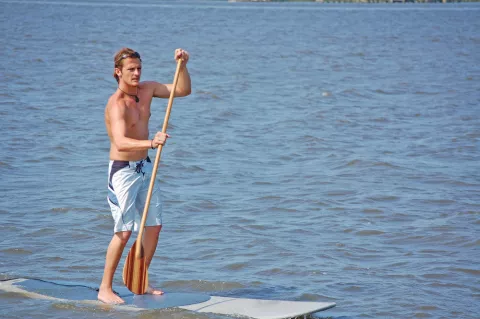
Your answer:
[0,278,335,319]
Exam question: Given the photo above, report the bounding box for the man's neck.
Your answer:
[118,83,138,95]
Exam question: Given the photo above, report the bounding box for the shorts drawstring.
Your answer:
[135,160,144,175]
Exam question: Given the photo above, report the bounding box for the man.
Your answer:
[98,48,191,304]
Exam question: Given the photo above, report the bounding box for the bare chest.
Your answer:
[124,102,151,128]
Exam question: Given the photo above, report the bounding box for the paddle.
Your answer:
[122,58,183,295]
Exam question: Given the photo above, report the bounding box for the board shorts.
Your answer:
[107,156,162,233]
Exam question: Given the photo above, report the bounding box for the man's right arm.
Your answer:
[109,103,152,152]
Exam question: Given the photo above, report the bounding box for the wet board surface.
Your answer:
[0,278,336,319]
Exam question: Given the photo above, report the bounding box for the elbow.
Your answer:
[176,87,191,97]
[113,140,128,152]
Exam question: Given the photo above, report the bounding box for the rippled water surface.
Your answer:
[1,1,479,318]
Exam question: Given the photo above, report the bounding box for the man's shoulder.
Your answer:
[106,93,127,112]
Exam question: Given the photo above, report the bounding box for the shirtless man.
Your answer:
[98,48,191,304]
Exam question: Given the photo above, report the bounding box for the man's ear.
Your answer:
[115,67,122,79]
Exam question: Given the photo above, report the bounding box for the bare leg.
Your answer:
[98,231,131,304]
[143,225,163,295]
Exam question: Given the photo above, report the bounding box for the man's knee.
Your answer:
[114,231,132,246]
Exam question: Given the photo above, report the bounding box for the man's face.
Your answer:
[116,58,142,86]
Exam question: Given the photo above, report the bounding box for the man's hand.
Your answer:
[152,132,170,148]
[175,48,189,65]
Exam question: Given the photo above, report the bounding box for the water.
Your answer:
[1,1,479,318]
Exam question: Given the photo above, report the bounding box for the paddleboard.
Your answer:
[0,278,335,319]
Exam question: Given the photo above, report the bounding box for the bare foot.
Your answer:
[98,286,125,304]
[147,286,164,295]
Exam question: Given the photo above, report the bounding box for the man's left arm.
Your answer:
[152,49,191,98]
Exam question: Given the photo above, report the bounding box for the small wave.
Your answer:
[189,238,221,244]
[346,159,362,167]
[418,305,439,311]
[223,262,249,271]
[49,207,70,213]
[336,118,352,125]
[422,273,449,279]
[50,145,70,153]
[45,118,66,125]
[296,49,315,55]
[414,311,437,318]
[170,149,195,158]
[67,265,92,271]
[414,91,440,96]
[387,262,410,268]
[30,228,57,237]
[449,267,480,276]
[162,280,245,292]
[339,88,369,98]
[25,105,40,110]
[0,92,16,98]
[374,89,400,95]
[246,224,267,231]
[355,230,385,236]
[298,293,336,301]
[341,285,363,292]
[270,207,298,213]
[371,117,390,123]
[2,72,22,81]
[184,165,205,172]
[367,195,400,202]
[194,200,220,210]
[252,181,274,186]
[0,161,12,168]
[460,116,474,121]
[51,303,115,313]
[218,110,240,118]
[44,256,64,262]
[195,90,221,100]
[351,52,365,57]
[1,248,32,255]
[372,161,402,169]
[256,268,288,276]
[419,249,449,254]
[254,195,282,201]
[461,238,480,248]
[19,87,37,93]
[362,208,383,214]
[420,199,456,205]
[303,134,324,142]
[326,190,356,197]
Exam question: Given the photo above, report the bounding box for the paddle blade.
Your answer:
[122,241,148,295]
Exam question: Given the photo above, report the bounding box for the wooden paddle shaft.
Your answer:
[135,58,183,259]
